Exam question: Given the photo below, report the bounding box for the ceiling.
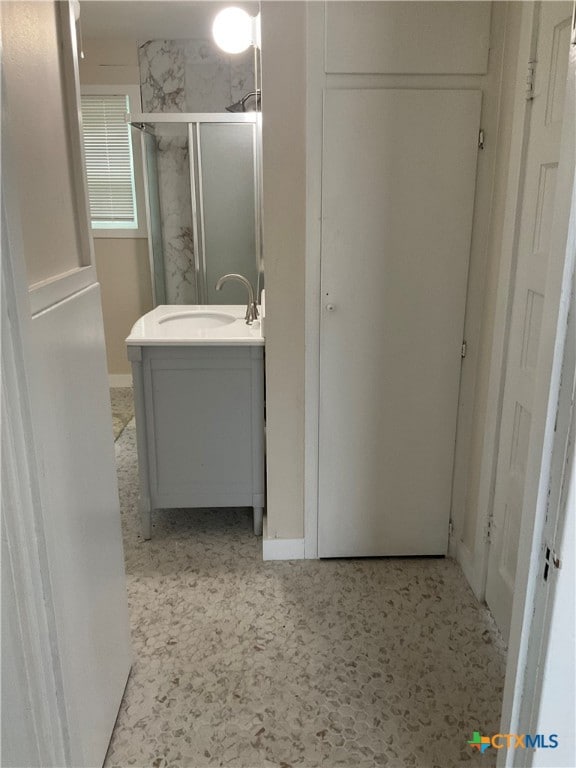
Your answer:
[80,1,259,41]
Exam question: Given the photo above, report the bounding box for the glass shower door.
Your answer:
[193,122,258,304]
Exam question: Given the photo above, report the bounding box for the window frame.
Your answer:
[80,84,147,239]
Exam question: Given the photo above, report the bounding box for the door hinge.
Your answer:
[461,340,467,359]
[448,519,454,537]
[526,59,536,100]
[478,129,485,150]
[543,544,561,582]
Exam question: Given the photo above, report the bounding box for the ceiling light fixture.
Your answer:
[212,7,260,54]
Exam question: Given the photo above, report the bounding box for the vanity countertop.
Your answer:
[126,305,264,347]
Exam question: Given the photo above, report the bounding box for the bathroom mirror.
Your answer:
[135,115,261,306]
[130,2,263,307]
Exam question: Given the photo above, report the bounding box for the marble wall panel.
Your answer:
[139,40,186,113]
[230,50,257,107]
[139,39,254,113]
[156,127,196,304]
[184,40,232,112]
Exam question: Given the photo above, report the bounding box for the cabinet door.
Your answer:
[146,351,256,507]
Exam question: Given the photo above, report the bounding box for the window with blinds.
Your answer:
[80,94,138,229]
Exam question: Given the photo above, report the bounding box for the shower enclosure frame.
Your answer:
[129,112,262,306]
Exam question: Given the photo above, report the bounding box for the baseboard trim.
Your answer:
[456,538,484,601]
[109,374,133,388]
[262,537,305,561]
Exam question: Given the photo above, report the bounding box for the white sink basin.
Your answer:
[126,305,264,347]
[158,310,236,330]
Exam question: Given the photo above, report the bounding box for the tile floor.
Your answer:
[111,387,135,441]
[105,418,507,768]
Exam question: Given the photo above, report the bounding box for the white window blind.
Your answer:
[80,94,138,229]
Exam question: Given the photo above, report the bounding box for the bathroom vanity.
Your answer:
[126,305,265,539]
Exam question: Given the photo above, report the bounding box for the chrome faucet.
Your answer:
[215,273,259,325]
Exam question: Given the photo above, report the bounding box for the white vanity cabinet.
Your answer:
[128,343,265,539]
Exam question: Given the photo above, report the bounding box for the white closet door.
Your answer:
[485,1,573,639]
[318,89,481,557]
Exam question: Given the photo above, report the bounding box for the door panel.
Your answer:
[1,1,88,286]
[2,2,132,765]
[318,89,481,557]
[30,287,132,766]
[485,1,572,639]
[199,123,258,305]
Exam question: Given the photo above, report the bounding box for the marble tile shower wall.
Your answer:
[156,129,196,304]
[139,40,255,114]
[139,40,255,304]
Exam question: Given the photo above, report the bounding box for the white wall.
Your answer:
[261,2,307,539]
[80,37,141,85]
[94,238,152,376]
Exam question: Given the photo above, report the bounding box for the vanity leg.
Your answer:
[253,507,263,536]
[140,499,152,540]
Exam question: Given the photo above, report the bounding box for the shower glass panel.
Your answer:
[198,123,257,304]
[141,128,166,305]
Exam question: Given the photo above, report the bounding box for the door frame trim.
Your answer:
[303,2,326,558]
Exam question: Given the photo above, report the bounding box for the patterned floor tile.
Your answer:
[105,422,506,768]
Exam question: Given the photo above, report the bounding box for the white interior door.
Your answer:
[2,3,132,765]
[485,1,572,639]
[318,89,481,557]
